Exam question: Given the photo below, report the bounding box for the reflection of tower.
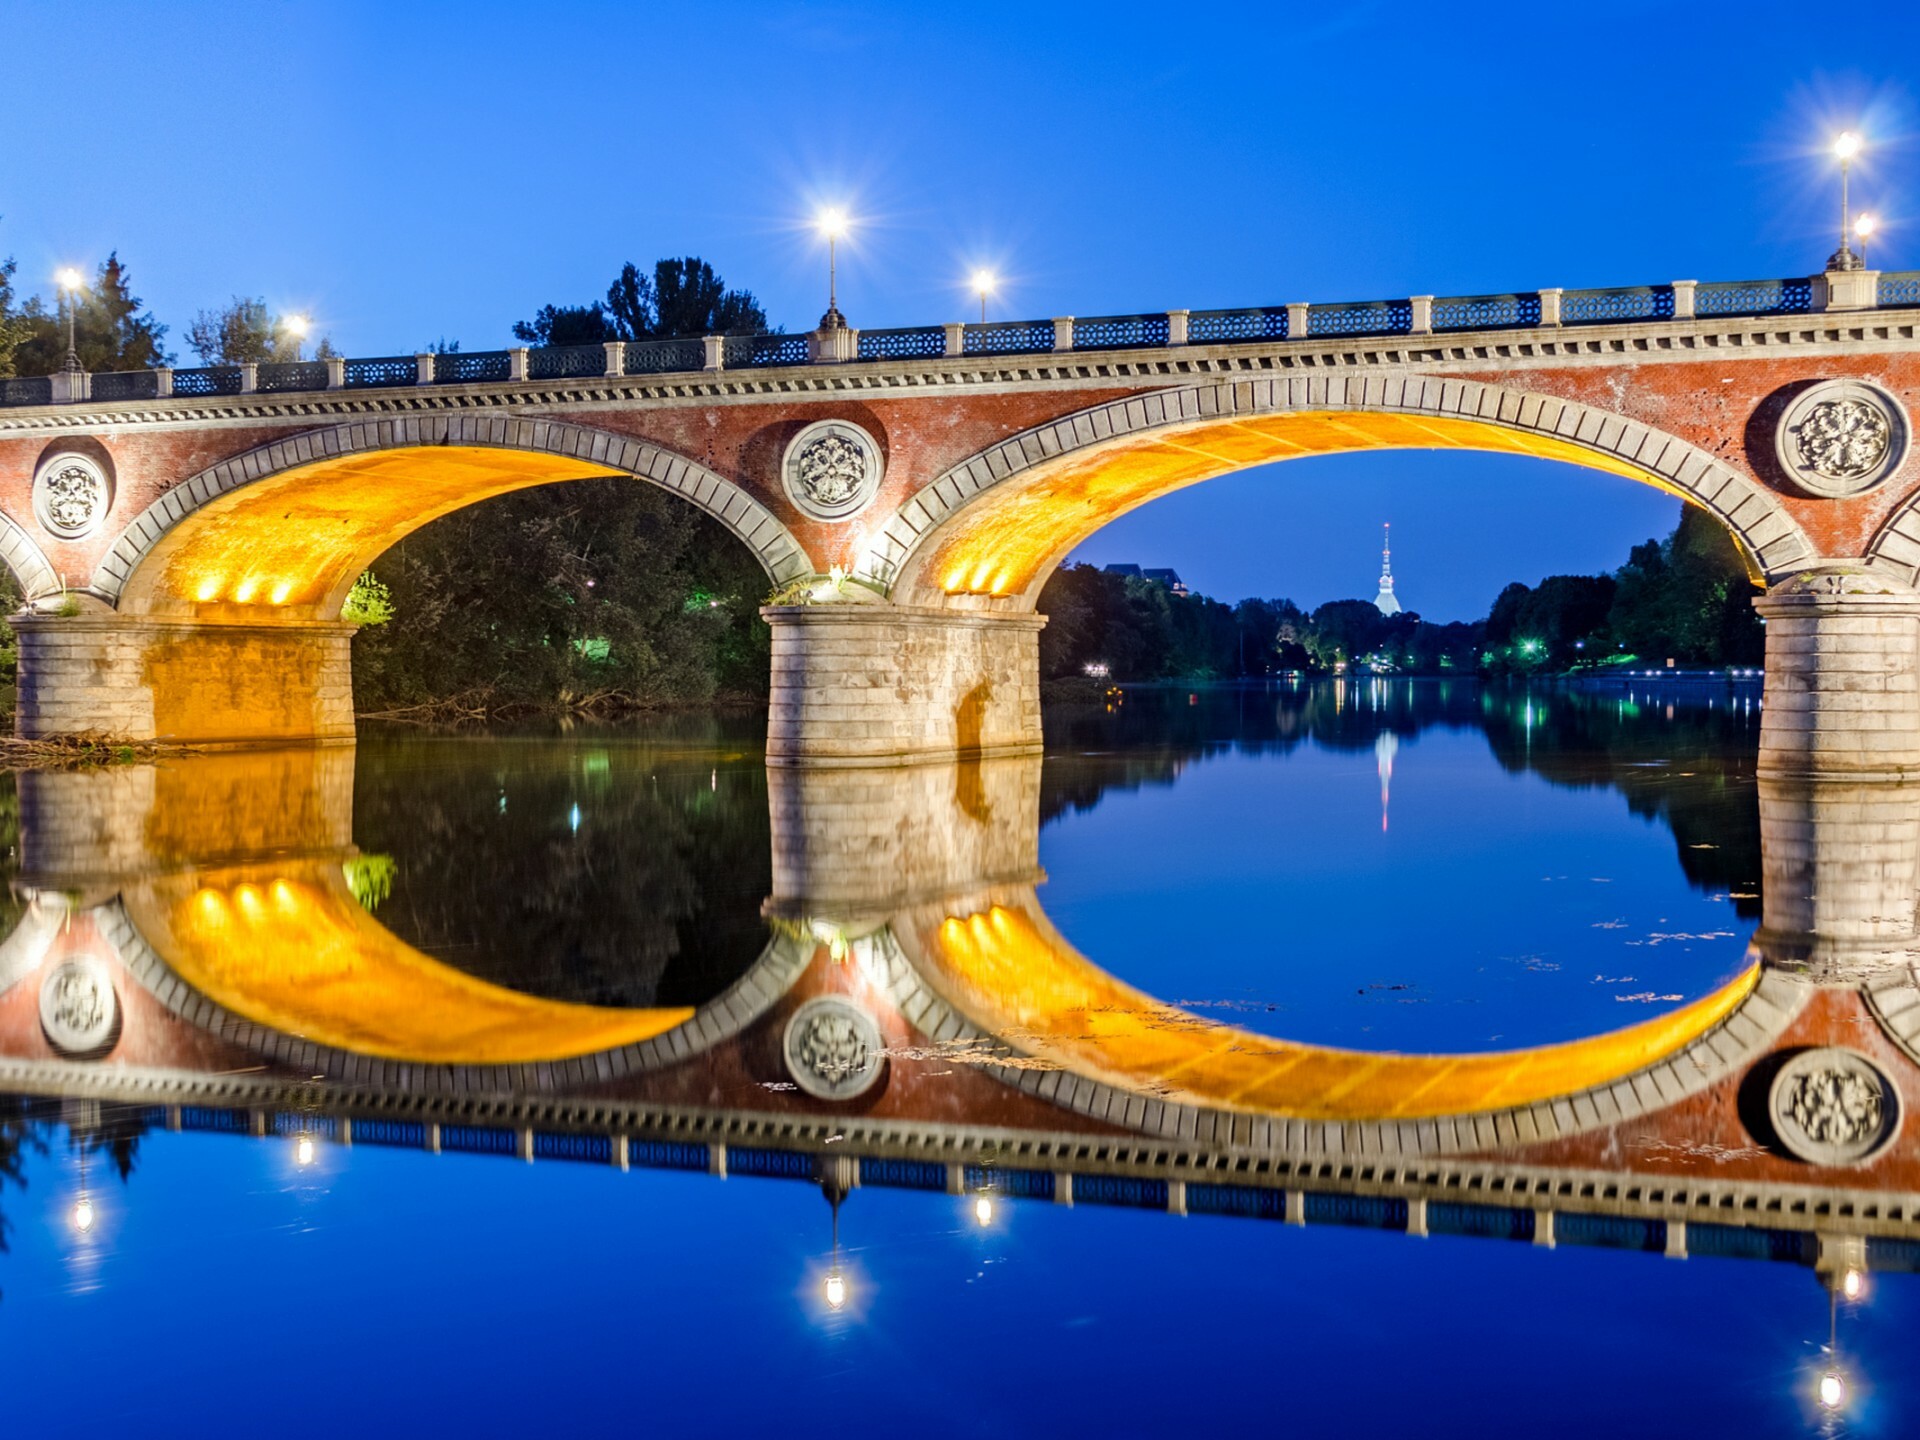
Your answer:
[1375,730,1397,834]
[1374,523,1402,616]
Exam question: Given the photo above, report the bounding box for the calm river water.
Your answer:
[0,680,1911,1437]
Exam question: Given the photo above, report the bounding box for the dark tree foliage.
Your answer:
[1607,507,1763,665]
[515,256,768,347]
[351,478,771,713]
[6,253,171,375]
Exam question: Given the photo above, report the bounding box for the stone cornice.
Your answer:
[6,307,1920,437]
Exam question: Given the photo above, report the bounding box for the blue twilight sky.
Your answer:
[5,0,1918,618]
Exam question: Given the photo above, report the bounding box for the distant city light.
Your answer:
[1083,662,1110,678]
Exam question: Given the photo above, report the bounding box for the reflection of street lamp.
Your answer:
[974,1193,994,1227]
[55,267,85,374]
[295,1134,317,1168]
[1818,1369,1846,1412]
[70,1193,95,1235]
[1831,131,1864,271]
[816,1153,854,1313]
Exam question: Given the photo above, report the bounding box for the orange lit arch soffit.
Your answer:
[867,377,1815,610]
[95,416,814,621]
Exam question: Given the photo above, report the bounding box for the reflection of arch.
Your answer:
[866,377,1817,606]
[0,510,60,600]
[91,415,813,617]
[98,868,814,1091]
[883,891,1805,1155]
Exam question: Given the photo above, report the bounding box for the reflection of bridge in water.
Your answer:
[2,726,1919,1291]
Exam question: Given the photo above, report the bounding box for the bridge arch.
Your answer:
[863,375,1819,609]
[0,511,61,600]
[92,413,814,620]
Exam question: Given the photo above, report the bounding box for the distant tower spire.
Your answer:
[1374,522,1402,616]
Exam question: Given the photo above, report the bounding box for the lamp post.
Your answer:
[1831,131,1863,271]
[55,267,85,374]
[1855,213,1878,268]
[816,209,849,330]
[972,270,995,325]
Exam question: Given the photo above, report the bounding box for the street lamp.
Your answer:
[55,266,85,374]
[1831,131,1864,271]
[1855,213,1878,268]
[816,208,849,330]
[972,270,996,325]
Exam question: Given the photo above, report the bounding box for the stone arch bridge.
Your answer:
[5,265,1920,775]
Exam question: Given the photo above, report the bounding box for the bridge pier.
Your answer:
[763,604,1043,765]
[1757,574,1920,781]
[10,610,356,746]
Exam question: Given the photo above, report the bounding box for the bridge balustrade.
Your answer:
[16,269,1920,408]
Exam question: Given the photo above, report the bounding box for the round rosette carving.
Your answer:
[1774,380,1909,498]
[781,419,883,522]
[782,996,885,1100]
[32,451,115,540]
[38,955,120,1059]
[1768,1047,1900,1165]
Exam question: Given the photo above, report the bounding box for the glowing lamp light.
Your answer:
[1818,1370,1847,1411]
[816,207,849,240]
[282,314,310,339]
[824,1272,847,1310]
[1834,131,1863,161]
[1842,1267,1865,1300]
[295,1136,316,1168]
[972,270,996,297]
[71,1194,95,1234]
[974,1195,994,1227]
[1855,214,1878,239]
[54,266,84,292]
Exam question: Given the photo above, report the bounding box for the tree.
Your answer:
[1607,508,1760,664]
[6,253,171,375]
[185,296,321,365]
[1307,599,1389,669]
[0,257,25,378]
[517,256,768,347]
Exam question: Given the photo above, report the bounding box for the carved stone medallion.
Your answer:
[782,996,885,1100]
[1768,1047,1900,1165]
[31,452,114,540]
[38,955,120,1059]
[1774,380,1909,498]
[781,419,883,522]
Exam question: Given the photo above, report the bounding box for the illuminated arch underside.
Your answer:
[124,864,694,1064]
[897,411,1771,607]
[914,902,1759,1120]
[116,446,630,621]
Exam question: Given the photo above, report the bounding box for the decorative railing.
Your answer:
[432,350,512,385]
[963,319,1053,355]
[1308,299,1413,337]
[1693,278,1813,317]
[171,366,245,397]
[1560,285,1674,324]
[857,325,947,360]
[343,356,418,388]
[257,360,332,393]
[1881,271,1920,307]
[1187,306,1289,342]
[527,344,606,381]
[12,269,1920,409]
[1071,313,1170,349]
[89,369,162,402]
[1432,293,1541,330]
[624,338,706,375]
[723,334,810,367]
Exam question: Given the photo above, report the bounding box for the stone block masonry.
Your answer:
[763,605,1044,765]
[11,613,357,745]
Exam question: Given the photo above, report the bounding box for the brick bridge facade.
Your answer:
[4,264,1920,775]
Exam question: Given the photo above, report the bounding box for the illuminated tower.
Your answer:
[1373,523,1402,616]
